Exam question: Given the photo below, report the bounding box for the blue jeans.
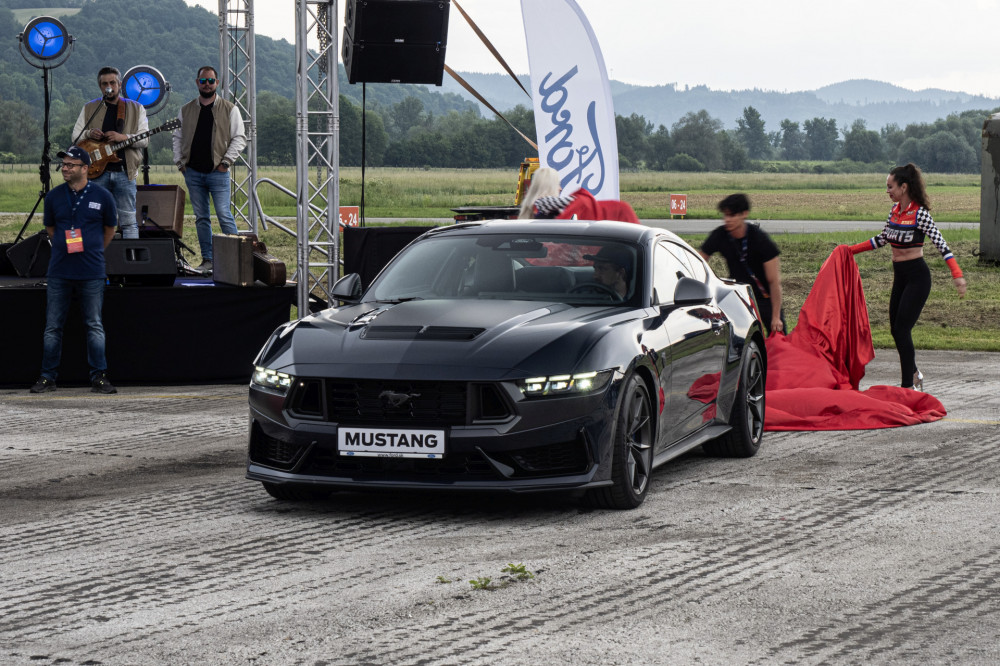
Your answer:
[91,170,138,238]
[184,169,238,261]
[41,277,108,381]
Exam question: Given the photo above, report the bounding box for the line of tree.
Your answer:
[4,91,993,174]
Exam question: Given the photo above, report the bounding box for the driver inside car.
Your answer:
[584,246,631,298]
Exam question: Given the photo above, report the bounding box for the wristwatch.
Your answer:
[220,160,231,169]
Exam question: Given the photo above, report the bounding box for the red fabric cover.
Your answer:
[763,244,946,430]
[556,188,640,224]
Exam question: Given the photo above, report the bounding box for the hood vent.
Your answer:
[363,325,485,341]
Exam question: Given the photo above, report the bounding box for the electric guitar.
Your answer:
[77,118,181,179]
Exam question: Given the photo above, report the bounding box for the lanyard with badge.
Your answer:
[64,183,90,254]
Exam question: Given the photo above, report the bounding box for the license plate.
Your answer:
[338,427,446,459]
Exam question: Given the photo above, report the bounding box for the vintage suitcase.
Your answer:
[251,239,286,286]
[6,230,51,278]
[212,233,254,286]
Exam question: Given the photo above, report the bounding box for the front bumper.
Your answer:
[246,378,619,493]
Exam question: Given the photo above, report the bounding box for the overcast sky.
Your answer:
[186,0,1000,97]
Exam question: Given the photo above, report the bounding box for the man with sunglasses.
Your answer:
[30,146,118,395]
[172,66,246,272]
[72,66,148,239]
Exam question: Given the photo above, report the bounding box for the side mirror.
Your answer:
[673,277,711,305]
[331,273,363,303]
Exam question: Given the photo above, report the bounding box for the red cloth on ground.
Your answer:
[763,244,946,430]
[556,188,640,223]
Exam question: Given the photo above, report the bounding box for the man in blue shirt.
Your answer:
[30,146,119,394]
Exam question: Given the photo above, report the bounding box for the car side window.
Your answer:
[652,242,684,305]
[668,243,708,282]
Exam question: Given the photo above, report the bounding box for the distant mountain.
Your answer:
[433,74,1000,133]
[813,79,996,106]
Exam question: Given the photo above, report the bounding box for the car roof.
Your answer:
[423,219,683,246]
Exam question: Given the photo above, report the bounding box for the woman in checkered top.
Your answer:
[848,163,967,390]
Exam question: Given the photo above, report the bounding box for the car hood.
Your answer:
[266,299,641,380]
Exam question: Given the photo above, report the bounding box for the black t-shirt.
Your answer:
[101,101,126,171]
[700,223,780,303]
[187,102,217,173]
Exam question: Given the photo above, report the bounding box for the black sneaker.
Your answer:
[29,377,56,393]
[91,372,118,394]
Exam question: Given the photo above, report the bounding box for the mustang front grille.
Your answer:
[326,379,469,425]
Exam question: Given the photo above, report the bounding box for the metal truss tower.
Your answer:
[218,0,259,232]
[294,0,340,314]
[217,0,338,315]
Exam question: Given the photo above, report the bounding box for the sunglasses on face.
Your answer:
[198,78,217,84]
[60,162,86,169]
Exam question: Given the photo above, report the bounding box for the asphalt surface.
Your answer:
[1,349,999,664]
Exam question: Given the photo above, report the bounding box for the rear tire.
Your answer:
[262,482,331,501]
[704,339,765,458]
[588,374,654,510]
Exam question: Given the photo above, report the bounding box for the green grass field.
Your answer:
[0,165,983,221]
[2,167,996,351]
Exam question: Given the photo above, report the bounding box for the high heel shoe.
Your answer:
[913,369,924,391]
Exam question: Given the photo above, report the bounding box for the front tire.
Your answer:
[705,339,765,457]
[588,374,654,510]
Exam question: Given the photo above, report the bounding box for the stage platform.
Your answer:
[1,276,295,387]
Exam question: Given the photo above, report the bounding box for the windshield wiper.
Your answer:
[376,296,425,304]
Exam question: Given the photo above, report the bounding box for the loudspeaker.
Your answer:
[5,230,51,278]
[343,226,435,287]
[343,0,450,85]
[345,0,450,43]
[136,185,185,237]
[105,238,177,286]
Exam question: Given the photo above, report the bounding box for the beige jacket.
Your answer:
[72,98,149,181]
[172,96,246,170]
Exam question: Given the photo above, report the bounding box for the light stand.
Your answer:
[15,16,74,239]
[122,66,171,186]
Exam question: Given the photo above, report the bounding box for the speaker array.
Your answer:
[342,0,451,86]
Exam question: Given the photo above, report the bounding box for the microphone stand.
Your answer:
[17,66,56,243]
[72,93,109,146]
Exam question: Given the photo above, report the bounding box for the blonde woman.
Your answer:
[517,167,561,218]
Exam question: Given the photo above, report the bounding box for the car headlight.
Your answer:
[252,366,295,394]
[517,370,614,397]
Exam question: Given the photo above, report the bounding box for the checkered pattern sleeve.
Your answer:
[531,195,574,219]
[851,215,891,253]
[916,207,963,278]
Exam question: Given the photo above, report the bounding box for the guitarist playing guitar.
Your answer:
[72,66,148,239]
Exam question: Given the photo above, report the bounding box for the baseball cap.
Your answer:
[583,245,633,273]
[56,146,91,166]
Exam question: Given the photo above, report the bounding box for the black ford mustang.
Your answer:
[247,220,766,509]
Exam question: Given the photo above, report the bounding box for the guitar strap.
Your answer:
[116,99,126,133]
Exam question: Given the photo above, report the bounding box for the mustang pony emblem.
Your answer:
[379,390,420,409]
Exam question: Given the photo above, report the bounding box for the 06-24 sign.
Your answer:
[339,206,360,228]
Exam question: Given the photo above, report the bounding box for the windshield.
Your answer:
[369,234,641,306]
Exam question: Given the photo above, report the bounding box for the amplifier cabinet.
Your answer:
[136,185,186,237]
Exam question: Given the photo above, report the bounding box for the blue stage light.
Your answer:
[123,66,171,116]
[22,16,70,61]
